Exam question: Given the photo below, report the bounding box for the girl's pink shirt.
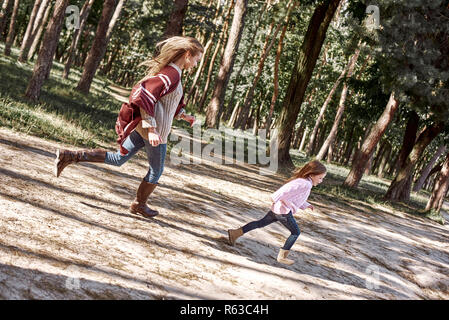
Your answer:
[270,177,313,215]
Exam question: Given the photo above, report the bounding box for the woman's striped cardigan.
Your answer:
[115,65,185,155]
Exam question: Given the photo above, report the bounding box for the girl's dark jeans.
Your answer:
[242,210,301,250]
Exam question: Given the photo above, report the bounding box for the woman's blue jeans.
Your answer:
[104,130,167,184]
[242,210,301,250]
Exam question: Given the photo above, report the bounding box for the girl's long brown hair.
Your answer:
[287,160,327,183]
[137,36,204,84]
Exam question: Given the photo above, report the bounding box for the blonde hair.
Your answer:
[137,36,204,84]
[286,160,327,183]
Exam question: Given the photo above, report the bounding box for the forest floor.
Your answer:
[0,125,448,300]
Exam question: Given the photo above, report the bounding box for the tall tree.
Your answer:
[413,144,447,192]
[25,0,69,101]
[316,43,362,160]
[343,92,400,187]
[273,0,341,167]
[205,0,248,128]
[225,0,269,121]
[76,0,118,94]
[0,0,13,41]
[425,151,449,213]
[306,49,355,156]
[384,121,445,201]
[62,0,95,79]
[28,0,52,60]
[4,0,20,56]
[234,2,291,130]
[162,0,188,38]
[18,0,45,62]
[265,1,294,135]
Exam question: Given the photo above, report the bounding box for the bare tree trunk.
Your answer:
[62,0,95,79]
[385,121,445,201]
[205,0,248,128]
[225,0,268,121]
[25,0,69,101]
[162,0,188,38]
[299,126,309,152]
[0,0,13,41]
[343,92,400,188]
[235,19,284,129]
[425,151,449,213]
[392,110,420,176]
[4,0,20,56]
[377,142,392,178]
[28,1,52,60]
[76,0,121,94]
[413,144,447,192]
[235,1,293,129]
[316,45,361,160]
[372,139,387,174]
[186,38,212,102]
[227,99,241,127]
[197,0,234,112]
[274,0,342,167]
[306,53,354,156]
[266,2,295,135]
[18,0,45,62]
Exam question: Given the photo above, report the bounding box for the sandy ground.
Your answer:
[0,126,448,300]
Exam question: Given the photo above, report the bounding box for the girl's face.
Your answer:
[310,172,326,186]
[183,51,202,70]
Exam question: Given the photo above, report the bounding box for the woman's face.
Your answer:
[184,51,202,69]
[310,172,326,186]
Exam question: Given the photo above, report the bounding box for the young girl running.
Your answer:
[55,36,203,218]
[227,160,326,265]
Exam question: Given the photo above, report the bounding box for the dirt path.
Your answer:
[0,126,448,299]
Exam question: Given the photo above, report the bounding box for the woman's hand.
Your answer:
[148,128,162,147]
[182,114,196,127]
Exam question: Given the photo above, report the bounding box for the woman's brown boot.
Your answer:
[55,149,107,177]
[130,179,159,218]
[227,228,243,246]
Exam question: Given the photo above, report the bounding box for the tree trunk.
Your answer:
[316,44,361,160]
[18,0,45,62]
[413,144,447,192]
[393,110,420,175]
[306,49,357,156]
[343,92,400,188]
[0,0,13,41]
[385,121,445,201]
[62,0,95,79]
[25,0,69,101]
[372,139,388,174]
[227,99,241,127]
[162,0,188,38]
[27,1,52,60]
[76,0,118,94]
[377,142,392,178]
[273,0,341,167]
[197,0,234,112]
[4,0,20,56]
[425,151,449,213]
[186,38,212,102]
[235,18,284,129]
[225,0,268,121]
[205,0,247,128]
